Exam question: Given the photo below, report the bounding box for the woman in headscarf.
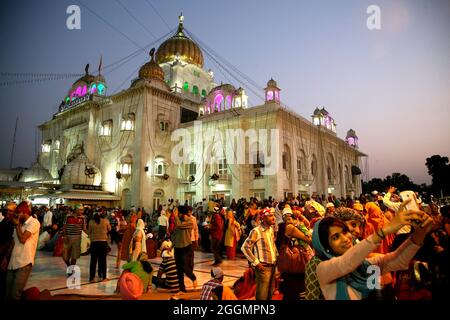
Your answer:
[311,210,433,300]
[224,209,241,260]
[365,202,395,254]
[129,219,147,262]
[277,207,312,300]
[120,211,137,263]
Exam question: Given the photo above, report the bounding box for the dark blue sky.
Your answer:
[0,0,449,184]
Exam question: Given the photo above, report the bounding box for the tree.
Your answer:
[362,172,421,195]
[425,155,450,197]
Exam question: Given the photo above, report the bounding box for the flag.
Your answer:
[98,55,103,75]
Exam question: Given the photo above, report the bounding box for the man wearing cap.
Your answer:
[173,205,197,293]
[325,202,335,215]
[42,206,53,229]
[62,204,86,269]
[200,267,226,300]
[5,201,40,300]
[241,207,278,300]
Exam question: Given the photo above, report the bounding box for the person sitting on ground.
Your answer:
[121,252,153,293]
[156,237,179,291]
[200,267,225,300]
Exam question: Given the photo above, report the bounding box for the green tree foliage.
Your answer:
[425,155,450,197]
[362,173,421,195]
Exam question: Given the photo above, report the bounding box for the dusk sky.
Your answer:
[0,0,448,185]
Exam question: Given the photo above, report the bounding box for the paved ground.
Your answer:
[26,245,250,300]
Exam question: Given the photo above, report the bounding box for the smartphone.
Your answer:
[400,191,420,212]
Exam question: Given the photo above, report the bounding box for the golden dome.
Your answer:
[139,48,165,81]
[73,64,96,85]
[156,14,204,68]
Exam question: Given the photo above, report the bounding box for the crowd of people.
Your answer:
[0,187,448,300]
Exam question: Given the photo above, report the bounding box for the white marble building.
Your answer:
[37,15,365,210]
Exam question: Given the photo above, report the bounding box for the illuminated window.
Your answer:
[41,141,51,153]
[100,120,113,136]
[201,89,207,97]
[121,113,135,131]
[97,83,106,95]
[183,82,189,92]
[120,155,133,177]
[54,140,60,151]
[120,163,132,175]
[214,94,223,112]
[218,158,228,179]
[192,86,199,96]
[154,156,168,176]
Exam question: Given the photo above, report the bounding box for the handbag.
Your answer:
[277,239,312,274]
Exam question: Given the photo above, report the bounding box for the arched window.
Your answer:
[201,89,207,97]
[120,154,133,177]
[159,121,169,132]
[192,86,199,96]
[41,140,51,153]
[154,156,167,176]
[121,113,135,131]
[226,95,232,109]
[183,82,189,92]
[214,94,223,112]
[100,119,113,136]
[54,140,60,151]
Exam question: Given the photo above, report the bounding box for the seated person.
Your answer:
[118,252,153,293]
[156,238,179,290]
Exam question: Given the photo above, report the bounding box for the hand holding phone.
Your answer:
[400,191,420,212]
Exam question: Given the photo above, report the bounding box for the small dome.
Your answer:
[72,64,96,86]
[266,78,278,88]
[138,48,165,81]
[61,153,101,186]
[156,14,204,68]
[346,129,357,138]
[209,83,236,94]
[19,162,53,182]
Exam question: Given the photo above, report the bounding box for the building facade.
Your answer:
[37,15,365,210]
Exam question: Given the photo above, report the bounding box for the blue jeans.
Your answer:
[5,263,33,300]
[255,263,276,300]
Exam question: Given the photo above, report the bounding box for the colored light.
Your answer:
[266,91,273,101]
[97,83,105,95]
[90,84,97,94]
[214,94,223,111]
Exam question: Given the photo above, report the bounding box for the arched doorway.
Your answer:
[153,189,165,213]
